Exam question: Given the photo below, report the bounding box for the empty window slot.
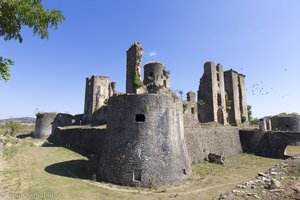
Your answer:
[135,114,145,122]
[217,93,222,106]
[133,170,142,182]
[183,169,187,175]
[149,72,154,77]
[217,73,220,81]
[191,107,195,114]
[163,80,167,87]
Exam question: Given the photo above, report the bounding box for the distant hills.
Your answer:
[0,117,36,124]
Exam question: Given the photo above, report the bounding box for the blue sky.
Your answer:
[1,0,300,119]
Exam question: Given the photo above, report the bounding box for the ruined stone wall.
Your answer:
[238,74,248,123]
[91,106,108,126]
[271,116,300,132]
[35,112,83,139]
[53,126,106,156]
[34,112,58,139]
[239,129,300,158]
[143,62,170,88]
[126,42,143,94]
[98,93,191,187]
[224,70,242,125]
[183,91,198,125]
[185,127,243,162]
[83,75,114,124]
[198,62,227,124]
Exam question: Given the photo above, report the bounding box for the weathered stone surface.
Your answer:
[34,112,58,139]
[185,126,243,162]
[271,115,300,132]
[98,93,191,187]
[239,129,300,158]
[83,75,114,124]
[207,153,225,164]
[143,61,170,89]
[198,62,227,124]
[54,126,106,156]
[183,91,198,126]
[126,42,143,94]
[270,179,281,189]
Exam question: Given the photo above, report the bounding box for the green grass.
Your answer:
[0,137,291,200]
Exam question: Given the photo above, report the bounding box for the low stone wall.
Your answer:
[185,126,243,162]
[239,129,300,158]
[271,116,300,132]
[53,126,106,156]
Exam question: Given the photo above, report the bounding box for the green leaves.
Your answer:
[0,0,65,43]
[0,0,65,81]
[0,56,14,81]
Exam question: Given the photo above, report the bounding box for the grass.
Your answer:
[0,137,295,200]
[285,145,300,157]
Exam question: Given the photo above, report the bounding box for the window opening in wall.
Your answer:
[191,107,195,114]
[217,73,220,81]
[217,93,222,107]
[183,169,187,175]
[135,114,146,122]
[163,80,167,87]
[149,72,153,77]
[133,170,142,182]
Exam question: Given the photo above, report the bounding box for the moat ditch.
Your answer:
[1,136,299,200]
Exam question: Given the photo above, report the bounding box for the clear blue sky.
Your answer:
[1,0,300,119]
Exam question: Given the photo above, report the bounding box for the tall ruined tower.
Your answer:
[224,70,248,125]
[97,43,192,187]
[126,42,143,94]
[83,75,115,124]
[238,74,248,123]
[224,70,242,125]
[198,62,227,124]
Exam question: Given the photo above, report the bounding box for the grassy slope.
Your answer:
[0,137,291,200]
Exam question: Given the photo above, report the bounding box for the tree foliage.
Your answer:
[0,56,14,80]
[0,0,65,80]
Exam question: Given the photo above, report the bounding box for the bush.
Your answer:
[250,118,260,125]
[3,121,22,136]
[183,103,188,113]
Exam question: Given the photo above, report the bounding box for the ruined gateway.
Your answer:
[34,42,300,187]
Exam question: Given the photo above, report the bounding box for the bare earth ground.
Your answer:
[218,146,300,200]
[0,136,299,200]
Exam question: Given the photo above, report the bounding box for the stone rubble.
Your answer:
[218,158,300,199]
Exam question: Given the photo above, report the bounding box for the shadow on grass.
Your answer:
[16,133,34,139]
[45,159,97,180]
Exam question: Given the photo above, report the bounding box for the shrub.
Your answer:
[3,121,22,136]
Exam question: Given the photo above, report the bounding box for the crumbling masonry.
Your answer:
[35,42,300,189]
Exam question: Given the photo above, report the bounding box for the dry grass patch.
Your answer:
[1,137,294,200]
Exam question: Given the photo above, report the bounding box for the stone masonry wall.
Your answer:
[98,94,191,187]
[53,126,107,156]
[35,112,58,139]
[126,42,143,94]
[224,70,241,125]
[185,126,243,162]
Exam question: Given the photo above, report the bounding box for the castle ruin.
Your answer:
[198,62,248,125]
[34,42,300,188]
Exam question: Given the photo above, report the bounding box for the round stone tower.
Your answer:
[97,93,191,187]
[143,61,169,88]
[34,112,58,139]
[271,115,300,132]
